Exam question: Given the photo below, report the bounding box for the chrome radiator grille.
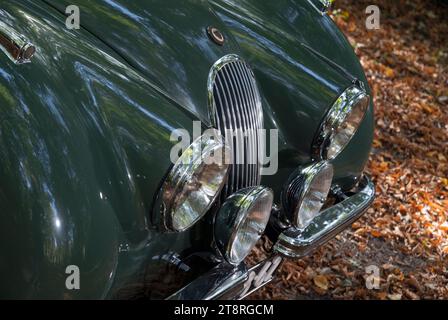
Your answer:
[208,55,264,197]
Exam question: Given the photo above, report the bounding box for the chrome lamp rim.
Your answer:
[311,85,370,161]
[282,161,334,229]
[215,186,273,265]
[162,130,230,232]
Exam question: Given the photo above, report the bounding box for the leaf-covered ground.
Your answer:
[252,0,448,300]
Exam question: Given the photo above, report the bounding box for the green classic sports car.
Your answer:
[0,0,375,299]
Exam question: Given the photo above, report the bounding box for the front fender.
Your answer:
[0,0,197,299]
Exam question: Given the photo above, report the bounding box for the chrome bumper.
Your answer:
[274,175,375,258]
[167,256,283,300]
[167,175,375,300]
[167,262,248,300]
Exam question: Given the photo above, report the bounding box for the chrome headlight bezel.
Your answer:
[215,186,273,265]
[282,161,334,229]
[312,85,370,161]
[161,130,231,232]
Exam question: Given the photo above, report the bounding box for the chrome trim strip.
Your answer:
[0,21,35,64]
[274,175,375,258]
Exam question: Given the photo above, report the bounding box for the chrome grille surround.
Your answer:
[207,55,264,197]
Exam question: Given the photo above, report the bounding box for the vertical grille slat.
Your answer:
[238,61,259,186]
[208,55,264,198]
[216,71,236,194]
[237,63,258,185]
[221,66,241,193]
[228,63,250,190]
[215,74,233,196]
[241,64,263,185]
[234,63,253,185]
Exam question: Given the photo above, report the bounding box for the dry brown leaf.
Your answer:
[371,230,382,238]
[388,293,403,300]
[384,67,395,78]
[313,275,329,291]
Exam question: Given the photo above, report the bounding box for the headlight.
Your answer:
[282,162,334,229]
[215,187,273,265]
[312,86,370,160]
[162,131,230,232]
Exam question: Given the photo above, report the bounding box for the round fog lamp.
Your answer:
[283,162,334,229]
[215,187,273,265]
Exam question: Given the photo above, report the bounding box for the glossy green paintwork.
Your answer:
[0,0,373,299]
